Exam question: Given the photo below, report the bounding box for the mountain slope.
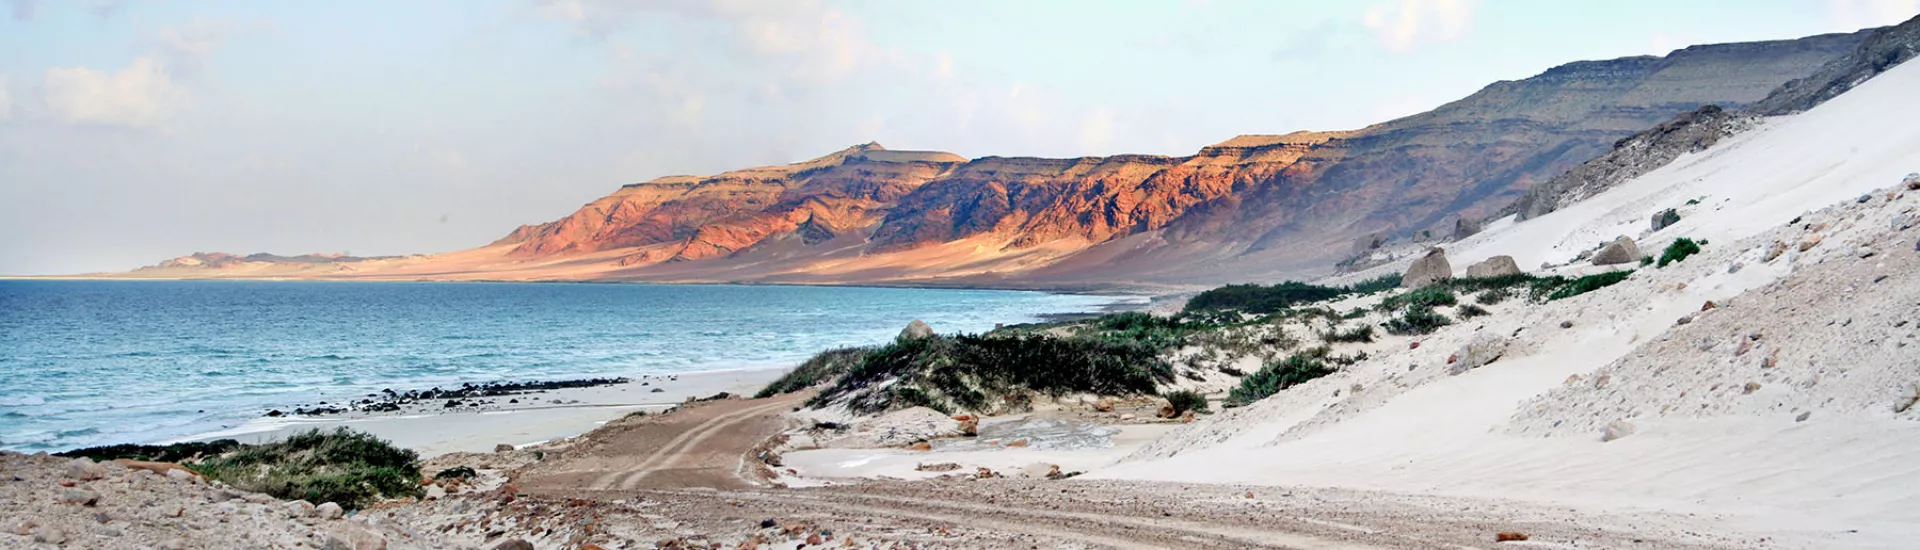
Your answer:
[113,30,1873,288]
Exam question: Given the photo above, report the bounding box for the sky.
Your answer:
[1,0,1915,275]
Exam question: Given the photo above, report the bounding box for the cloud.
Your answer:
[42,55,178,127]
[1825,0,1918,30]
[150,18,233,75]
[0,76,11,120]
[1361,0,1475,52]
[1079,107,1115,154]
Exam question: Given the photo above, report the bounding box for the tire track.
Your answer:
[588,397,797,490]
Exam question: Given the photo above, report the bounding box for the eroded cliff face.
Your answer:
[121,29,1879,288]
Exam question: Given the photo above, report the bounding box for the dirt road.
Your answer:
[475,392,1754,549]
[516,392,806,492]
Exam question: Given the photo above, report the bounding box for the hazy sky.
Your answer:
[2,0,1914,274]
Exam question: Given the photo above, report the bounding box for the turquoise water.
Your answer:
[0,280,1117,452]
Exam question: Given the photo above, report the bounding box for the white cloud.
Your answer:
[0,76,12,120]
[1361,0,1475,53]
[150,18,233,75]
[42,55,178,127]
[1826,0,1918,31]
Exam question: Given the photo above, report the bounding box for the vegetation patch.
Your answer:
[1163,389,1210,416]
[1657,237,1702,267]
[1320,325,1376,343]
[1225,351,1336,407]
[756,346,870,398]
[191,428,423,509]
[1544,271,1633,301]
[1184,274,1402,315]
[1456,304,1491,319]
[1379,286,1458,311]
[1384,304,1452,335]
[809,334,1172,414]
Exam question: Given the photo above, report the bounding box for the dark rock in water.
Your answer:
[1403,248,1452,288]
[265,410,284,417]
[1652,208,1681,231]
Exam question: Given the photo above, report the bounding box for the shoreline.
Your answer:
[0,273,1201,298]
[178,366,790,457]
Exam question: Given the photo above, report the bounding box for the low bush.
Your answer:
[57,439,240,463]
[191,428,422,509]
[810,333,1172,414]
[756,346,871,398]
[1544,271,1633,301]
[1657,237,1702,267]
[1384,304,1452,335]
[1321,325,1375,343]
[1456,304,1490,319]
[1380,286,1458,311]
[1225,351,1335,407]
[1474,288,1512,305]
[1184,282,1346,314]
[1163,389,1210,416]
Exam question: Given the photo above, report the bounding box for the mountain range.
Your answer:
[116,29,1877,290]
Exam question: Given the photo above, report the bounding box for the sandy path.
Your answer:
[517,392,807,492]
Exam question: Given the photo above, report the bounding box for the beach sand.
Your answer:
[188,367,787,457]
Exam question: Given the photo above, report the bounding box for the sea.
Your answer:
[0,280,1121,452]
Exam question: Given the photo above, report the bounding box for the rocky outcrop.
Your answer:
[1403,248,1452,288]
[898,320,934,340]
[1651,208,1682,231]
[1591,237,1641,266]
[1751,14,1920,115]
[1464,256,1520,278]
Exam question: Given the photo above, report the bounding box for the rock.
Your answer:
[1894,214,1917,232]
[165,468,198,483]
[908,441,932,452]
[1591,236,1641,265]
[956,416,979,437]
[1799,233,1823,252]
[285,499,316,518]
[759,519,778,529]
[1156,403,1178,419]
[1560,321,1574,329]
[1857,246,1876,258]
[1857,194,1873,204]
[493,539,536,550]
[425,484,447,500]
[32,526,66,544]
[64,457,106,481]
[1092,396,1115,412]
[1453,217,1483,240]
[898,320,935,340]
[806,533,825,545]
[1651,208,1681,231]
[1449,333,1507,375]
[1796,411,1812,422]
[1464,255,1521,278]
[1403,247,1452,288]
[317,501,345,520]
[1905,172,1920,190]
[1743,382,1762,395]
[1601,420,1635,442]
[493,443,515,453]
[1764,241,1789,261]
[56,489,99,506]
[1496,531,1530,542]
[1701,301,1717,311]
[1408,341,1420,349]
[1118,413,1136,421]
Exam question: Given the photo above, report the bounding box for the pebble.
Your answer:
[1796,411,1812,422]
[1857,246,1876,258]
[57,489,100,506]
[33,526,67,544]
[317,502,345,520]
[65,457,107,481]
[285,499,316,518]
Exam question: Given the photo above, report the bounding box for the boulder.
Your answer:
[1463,255,1520,278]
[1601,420,1635,442]
[316,502,345,520]
[64,458,106,481]
[1651,208,1681,231]
[1448,333,1508,375]
[1905,172,1920,190]
[1350,230,1389,255]
[1591,236,1640,265]
[1452,217,1483,240]
[1092,396,1115,412]
[493,443,515,453]
[492,540,535,550]
[898,320,934,340]
[285,500,316,518]
[1402,248,1452,288]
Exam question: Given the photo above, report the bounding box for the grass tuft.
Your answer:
[1657,237,1702,268]
[1225,351,1335,407]
[1163,389,1210,416]
[191,428,422,509]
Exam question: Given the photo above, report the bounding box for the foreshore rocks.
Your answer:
[268,377,631,417]
[1591,236,1641,265]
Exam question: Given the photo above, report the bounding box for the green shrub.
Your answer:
[191,428,422,509]
[1344,273,1403,294]
[1321,325,1375,343]
[757,346,871,398]
[811,333,1172,414]
[1380,286,1458,311]
[1474,288,1512,305]
[1184,282,1346,314]
[57,439,240,463]
[1657,238,1702,267]
[1384,304,1452,335]
[1225,352,1335,407]
[1456,304,1490,319]
[1163,389,1210,416]
[1544,270,1633,300]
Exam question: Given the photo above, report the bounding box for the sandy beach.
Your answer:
[183,367,788,457]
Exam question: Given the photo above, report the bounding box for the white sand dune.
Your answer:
[1097,55,1920,548]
